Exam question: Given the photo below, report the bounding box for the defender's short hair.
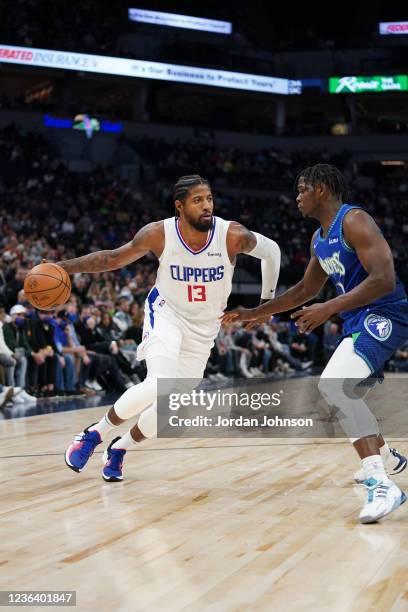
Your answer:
[295,164,347,200]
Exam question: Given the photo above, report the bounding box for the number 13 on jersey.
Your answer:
[187,285,206,302]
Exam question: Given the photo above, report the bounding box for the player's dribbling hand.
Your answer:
[291,303,332,333]
[220,307,257,325]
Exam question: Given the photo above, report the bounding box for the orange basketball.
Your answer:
[24,263,71,310]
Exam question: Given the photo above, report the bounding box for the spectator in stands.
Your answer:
[323,322,342,361]
[99,279,116,305]
[87,280,102,304]
[113,297,132,335]
[51,310,85,396]
[71,274,90,304]
[0,303,17,386]
[388,341,408,373]
[28,310,58,397]
[2,266,27,311]
[215,328,235,377]
[97,311,122,343]
[2,305,38,401]
[252,326,274,374]
[290,331,314,364]
[264,322,312,372]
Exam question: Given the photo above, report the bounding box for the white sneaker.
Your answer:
[354,448,407,484]
[85,380,103,392]
[11,393,26,404]
[0,386,14,409]
[240,368,253,378]
[359,477,406,524]
[20,390,37,403]
[214,372,228,381]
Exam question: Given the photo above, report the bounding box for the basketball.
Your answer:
[24,262,71,310]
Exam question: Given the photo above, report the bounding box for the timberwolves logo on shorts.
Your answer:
[364,314,393,341]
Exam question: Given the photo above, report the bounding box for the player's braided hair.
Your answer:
[295,164,347,200]
[173,175,210,217]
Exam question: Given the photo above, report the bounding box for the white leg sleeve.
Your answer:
[137,348,212,439]
[318,338,380,440]
[114,356,177,420]
[137,401,158,438]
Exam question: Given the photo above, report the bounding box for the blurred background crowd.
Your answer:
[1,0,407,411]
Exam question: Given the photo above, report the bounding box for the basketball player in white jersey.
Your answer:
[62,175,280,481]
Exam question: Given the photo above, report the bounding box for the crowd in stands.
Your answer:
[0,122,407,408]
[0,291,148,409]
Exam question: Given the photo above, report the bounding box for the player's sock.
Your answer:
[362,454,389,483]
[89,414,117,439]
[112,431,138,450]
[379,441,391,461]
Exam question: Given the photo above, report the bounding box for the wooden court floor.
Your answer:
[1,405,408,612]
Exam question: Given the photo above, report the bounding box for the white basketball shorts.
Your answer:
[136,287,218,379]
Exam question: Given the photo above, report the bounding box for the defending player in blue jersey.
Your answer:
[222,163,408,524]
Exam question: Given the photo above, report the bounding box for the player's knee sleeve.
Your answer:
[138,403,157,439]
[114,376,157,420]
[114,356,177,420]
[318,377,380,439]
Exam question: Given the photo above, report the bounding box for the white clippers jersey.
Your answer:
[154,216,235,334]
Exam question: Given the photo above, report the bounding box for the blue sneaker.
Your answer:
[65,424,102,473]
[389,447,408,475]
[102,437,126,482]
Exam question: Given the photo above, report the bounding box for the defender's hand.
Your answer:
[220,307,257,325]
[291,303,332,333]
[243,315,272,331]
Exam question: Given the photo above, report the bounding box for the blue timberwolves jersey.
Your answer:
[313,204,407,324]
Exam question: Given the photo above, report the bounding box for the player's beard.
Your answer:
[185,212,213,232]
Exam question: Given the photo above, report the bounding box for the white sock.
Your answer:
[89,414,117,439]
[379,441,391,461]
[362,455,389,483]
[112,430,138,450]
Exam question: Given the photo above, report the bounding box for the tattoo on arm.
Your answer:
[57,221,161,274]
[228,222,257,255]
[239,227,257,253]
[57,250,121,273]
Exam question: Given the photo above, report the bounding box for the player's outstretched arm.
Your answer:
[57,221,164,274]
[221,233,328,324]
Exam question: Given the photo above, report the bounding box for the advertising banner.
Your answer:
[0,45,301,95]
[379,21,408,35]
[329,75,408,94]
[128,8,232,34]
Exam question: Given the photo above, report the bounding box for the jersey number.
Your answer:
[187,285,206,302]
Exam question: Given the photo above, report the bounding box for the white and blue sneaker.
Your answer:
[354,448,407,484]
[359,477,406,524]
[65,424,102,473]
[102,437,126,482]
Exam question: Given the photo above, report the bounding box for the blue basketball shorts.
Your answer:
[342,301,408,374]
